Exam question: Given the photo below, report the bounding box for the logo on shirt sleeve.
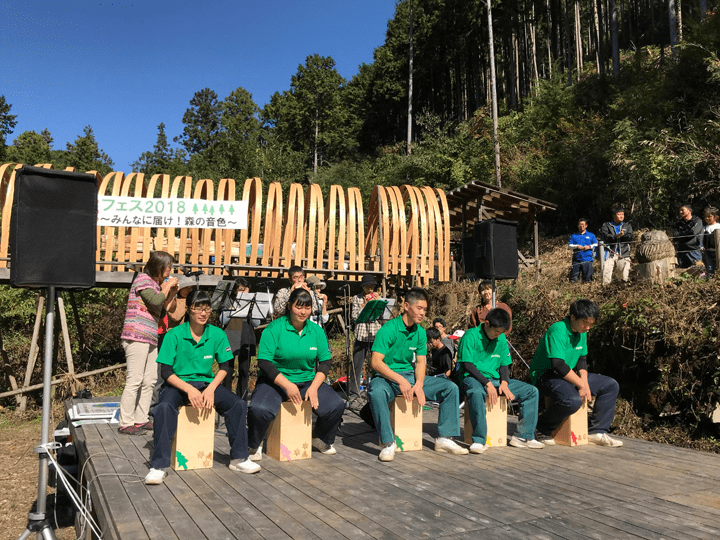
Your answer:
[225,346,232,352]
[309,347,317,351]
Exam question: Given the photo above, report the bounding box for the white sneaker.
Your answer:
[537,433,556,446]
[229,458,261,474]
[248,446,263,462]
[378,442,396,462]
[144,468,167,485]
[589,432,623,447]
[434,437,469,455]
[508,435,545,449]
[312,437,337,455]
[469,442,489,454]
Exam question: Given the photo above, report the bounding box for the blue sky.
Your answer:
[2,0,398,170]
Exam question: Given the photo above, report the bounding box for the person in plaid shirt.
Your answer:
[350,275,383,395]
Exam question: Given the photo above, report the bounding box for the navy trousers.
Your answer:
[248,379,344,450]
[536,373,619,435]
[150,381,249,469]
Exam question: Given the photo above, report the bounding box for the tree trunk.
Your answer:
[700,0,707,20]
[313,117,319,174]
[407,0,414,155]
[668,0,679,64]
[594,0,604,74]
[487,0,502,187]
[546,0,553,77]
[677,0,682,42]
[575,0,583,75]
[530,7,540,91]
[610,0,619,77]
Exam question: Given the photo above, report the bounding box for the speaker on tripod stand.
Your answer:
[11,165,97,540]
[473,218,519,280]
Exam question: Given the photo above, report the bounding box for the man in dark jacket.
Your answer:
[673,204,703,269]
[598,206,633,284]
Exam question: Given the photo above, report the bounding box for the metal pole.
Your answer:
[20,286,58,540]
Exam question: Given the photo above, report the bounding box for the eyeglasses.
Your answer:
[190,307,212,314]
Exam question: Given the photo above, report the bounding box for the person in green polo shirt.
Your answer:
[369,287,468,462]
[458,308,544,453]
[531,299,622,447]
[247,287,345,459]
[145,290,260,485]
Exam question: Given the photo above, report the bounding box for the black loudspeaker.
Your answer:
[461,236,476,274]
[10,166,97,288]
[474,219,519,279]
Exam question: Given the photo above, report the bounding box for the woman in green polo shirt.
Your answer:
[144,289,260,485]
[247,287,345,459]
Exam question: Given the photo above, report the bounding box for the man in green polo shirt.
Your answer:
[369,287,468,462]
[458,308,544,452]
[531,299,622,447]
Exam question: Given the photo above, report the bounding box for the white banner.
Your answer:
[97,196,248,230]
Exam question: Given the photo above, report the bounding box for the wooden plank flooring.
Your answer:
[68,398,720,540]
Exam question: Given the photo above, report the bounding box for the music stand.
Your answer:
[344,298,388,408]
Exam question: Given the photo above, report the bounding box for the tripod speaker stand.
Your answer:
[11,166,97,540]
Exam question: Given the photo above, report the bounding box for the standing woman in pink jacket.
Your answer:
[118,251,178,435]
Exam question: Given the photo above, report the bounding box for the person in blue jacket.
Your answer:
[568,218,598,283]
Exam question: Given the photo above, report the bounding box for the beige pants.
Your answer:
[119,339,158,426]
[602,253,630,284]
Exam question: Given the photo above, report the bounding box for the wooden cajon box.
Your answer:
[266,401,312,461]
[545,397,588,446]
[463,396,507,447]
[171,406,215,471]
[388,396,423,452]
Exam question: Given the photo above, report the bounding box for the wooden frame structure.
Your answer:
[444,180,557,279]
[0,163,453,286]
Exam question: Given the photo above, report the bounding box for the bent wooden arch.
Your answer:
[346,187,365,280]
[261,182,283,276]
[0,163,454,283]
[324,185,345,274]
[240,177,263,267]
[0,163,20,268]
[215,177,236,273]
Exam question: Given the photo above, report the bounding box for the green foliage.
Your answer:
[0,95,18,161]
[174,88,222,156]
[262,54,355,173]
[131,123,188,181]
[6,130,53,166]
[62,125,114,175]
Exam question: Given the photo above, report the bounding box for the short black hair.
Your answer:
[432,317,446,328]
[287,265,304,278]
[570,299,600,321]
[578,217,588,225]
[611,205,625,215]
[426,327,441,341]
[704,206,719,219]
[285,287,313,316]
[187,289,211,309]
[235,277,250,290]
[680,203,693,213]
[404,287,429,307]
[486,308,511,330]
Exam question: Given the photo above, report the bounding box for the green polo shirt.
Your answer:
[157,322,233,383]
[530,318,587,384]
[456,324,511,380]
[257,316,331,383]
[371,315,427,374]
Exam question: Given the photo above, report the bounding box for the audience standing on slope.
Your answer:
[598,206,633,284]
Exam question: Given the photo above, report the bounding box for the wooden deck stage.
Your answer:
[69,400,720,540]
